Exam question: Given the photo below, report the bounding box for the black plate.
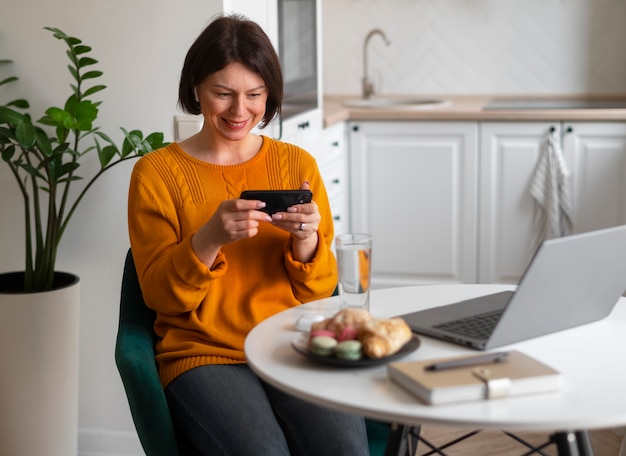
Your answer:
[291,334,421,367]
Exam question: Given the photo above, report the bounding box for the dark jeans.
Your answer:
[165,363,370,456]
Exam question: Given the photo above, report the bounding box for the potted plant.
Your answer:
[0,27,168,455]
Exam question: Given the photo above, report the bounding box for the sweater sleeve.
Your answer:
[127,155,224,315]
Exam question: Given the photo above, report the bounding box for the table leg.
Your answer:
[551,431,595,456]
[384,423,420,456]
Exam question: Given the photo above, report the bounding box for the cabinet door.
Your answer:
[480,121,626,285]
[564,122,626,233]
[479,122,560,284]
[348,121,478,288]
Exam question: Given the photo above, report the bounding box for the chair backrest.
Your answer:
[115,249,199,456]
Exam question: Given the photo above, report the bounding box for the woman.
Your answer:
[127,14,369,456]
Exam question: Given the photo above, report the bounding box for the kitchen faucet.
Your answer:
[362,28,390,99]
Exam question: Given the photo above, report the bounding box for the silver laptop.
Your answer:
[400,225,626,350]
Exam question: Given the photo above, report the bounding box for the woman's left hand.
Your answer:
[271,181,320,262]
[271,181,320,238]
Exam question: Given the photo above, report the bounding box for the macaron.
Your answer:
[335,340,363,361]
[337,326,358,342]
[309,335,338,357]
[310,329,336,340]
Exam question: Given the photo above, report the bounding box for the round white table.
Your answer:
[245,285,626,455]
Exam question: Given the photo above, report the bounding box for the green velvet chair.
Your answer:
[115,249,200,455]
[115,249,395,455]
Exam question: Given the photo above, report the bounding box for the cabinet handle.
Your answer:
[298,121,310,130]
[549,126,556,133]
[566,126,573,133]
[333,215,341,221]
[332,178,340,184]
[352,125,359,132]
[331,141,339,147]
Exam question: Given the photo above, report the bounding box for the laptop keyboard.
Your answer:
[433,311,503,340]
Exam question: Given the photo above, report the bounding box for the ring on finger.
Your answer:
[299,222,305,231]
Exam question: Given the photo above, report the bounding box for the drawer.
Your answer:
[316,123,346,166]
[329,192,348,236]
[321,158,345,200]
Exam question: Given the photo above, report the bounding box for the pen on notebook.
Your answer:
[424,352,509,371]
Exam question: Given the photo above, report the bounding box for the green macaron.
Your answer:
[310,335,338,356]
[335,340,363,361]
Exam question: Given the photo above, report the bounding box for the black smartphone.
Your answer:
[240,190,313,214]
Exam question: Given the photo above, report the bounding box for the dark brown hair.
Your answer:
[178,14,283,128]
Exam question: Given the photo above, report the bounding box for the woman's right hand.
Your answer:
[191,199,272,267]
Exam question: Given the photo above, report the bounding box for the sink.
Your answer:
[343,98,450,109]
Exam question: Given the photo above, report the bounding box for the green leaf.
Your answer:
[78,57,97,68]
[35,128,54,157]
[98,144,118,168]
[44,26,68,39]
[57,175,83,184]
[121,129,144,157]
[66,50,78,66]
[68,65,78,82]
[72,100,98,130]
[52,142,70,154]
[94,131,115,145]
[41,107,73,129]
[0,76,18,86]
[145,132,166,149]
[20,163,46,180]
[1,144,16,162]
[83,85,106,98]
[81,70,102,81]
[59,161,80,177]
[7,99,29,109]
[0,126,14,141]
[73,45,91,55]
[0,105,25,125]
[55,125,68,143]
[15,120,36,148]
[48,154,62,181]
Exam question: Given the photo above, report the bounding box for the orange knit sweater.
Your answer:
[128,137,337,387]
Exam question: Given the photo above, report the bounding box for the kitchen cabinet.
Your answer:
[480,121,626,283]
[320,122,349,240]
[347,120,626,288]
[223,1,278,45]
[294,122,349,247]
[348,121,479,288]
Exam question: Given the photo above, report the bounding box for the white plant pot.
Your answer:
[0,273,80,456]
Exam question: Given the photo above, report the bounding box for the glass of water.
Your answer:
[335,233,373,311]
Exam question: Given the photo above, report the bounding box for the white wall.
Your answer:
[0,1,222,454]
[323,0,626,96]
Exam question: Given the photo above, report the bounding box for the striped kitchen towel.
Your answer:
[530,129,574,251]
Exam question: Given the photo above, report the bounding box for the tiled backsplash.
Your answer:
[322,0,626,95]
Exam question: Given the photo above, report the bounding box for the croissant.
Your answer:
[359,317,412,359]
[311,308,373,337]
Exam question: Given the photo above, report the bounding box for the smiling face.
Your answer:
[196,62,268,143]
